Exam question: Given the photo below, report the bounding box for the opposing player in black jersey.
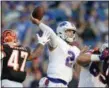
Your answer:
[1,30,50,87]
[99,44,109,87]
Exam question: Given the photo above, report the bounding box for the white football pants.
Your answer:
[39,77,67,87]
[2,79,23,87]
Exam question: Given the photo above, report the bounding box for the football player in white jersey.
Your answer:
[78,42,109,87]
[31,15,109,87]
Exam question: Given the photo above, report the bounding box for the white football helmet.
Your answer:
[56,21,76,43]
[100,42,108,53]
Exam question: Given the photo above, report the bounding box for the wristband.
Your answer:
[91,54,100,61]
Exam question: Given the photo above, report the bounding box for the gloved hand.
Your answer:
[99,48,109,60]
[36,31,50,45]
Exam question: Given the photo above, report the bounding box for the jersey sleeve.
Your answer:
[0,51,5,59]
[3,44,10,51]
[25,47,31,56]
[39,23,57,48]
[72,46,80,62]
[2,44,10,58]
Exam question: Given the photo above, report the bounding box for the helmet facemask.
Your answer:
[64,29,76,43]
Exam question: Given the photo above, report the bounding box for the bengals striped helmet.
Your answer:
[2,30,17,43]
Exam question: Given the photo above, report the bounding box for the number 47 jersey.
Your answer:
[1,44,30,83]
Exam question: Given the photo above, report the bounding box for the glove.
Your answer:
[36,31,50,45]
[99,48,109,60]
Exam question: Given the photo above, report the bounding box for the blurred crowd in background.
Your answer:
[1,1,108,88]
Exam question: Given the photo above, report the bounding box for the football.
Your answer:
[32,6,44,20]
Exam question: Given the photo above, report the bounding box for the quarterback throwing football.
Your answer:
[31,8,109,87]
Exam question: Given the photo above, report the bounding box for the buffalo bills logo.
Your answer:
[59,21,67,27]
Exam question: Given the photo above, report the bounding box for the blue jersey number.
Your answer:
[65,51,75,68]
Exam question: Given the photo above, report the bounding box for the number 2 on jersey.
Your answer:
[8,50,28,72]
[65,51,75,68]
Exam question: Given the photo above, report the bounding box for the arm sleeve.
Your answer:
[1,44,9,59]
[0,51,5,59]
[39,23,57,48]
[72,46,81,62]
[26,47,31,57]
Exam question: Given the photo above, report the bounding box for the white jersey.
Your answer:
[47,36,80,83]
[39,23,80,84]
[78,63,106,87]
